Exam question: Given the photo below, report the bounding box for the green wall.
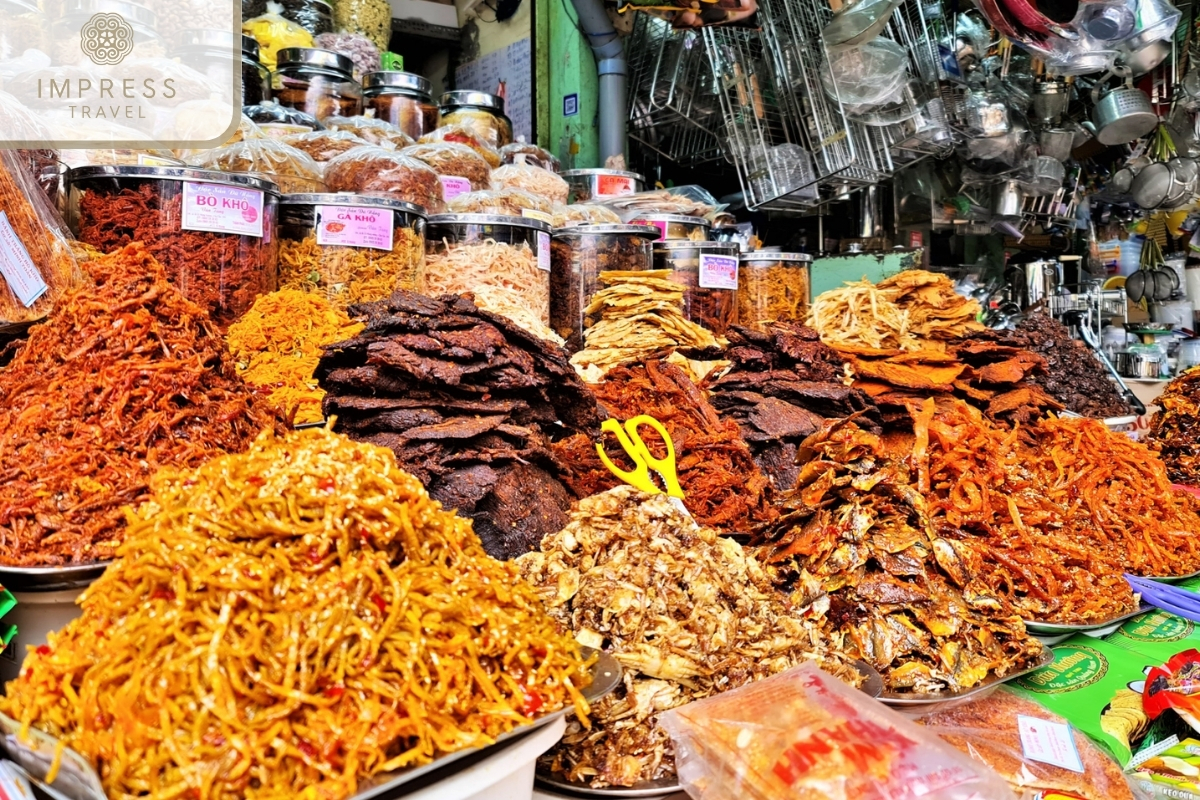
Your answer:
[535,0,599,167]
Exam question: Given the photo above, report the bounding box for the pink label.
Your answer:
[439,175,473,200]
[0,211,47,307]
[537,231,551,272]
[181,182,264,238]
[631,218,666,241]
[316,205,394,251]
[699,253,738,290]
[596,174,635,197]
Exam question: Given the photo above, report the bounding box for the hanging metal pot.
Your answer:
[1085,68,1158,146]
[993,180,1025,217]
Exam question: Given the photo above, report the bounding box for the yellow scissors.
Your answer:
[595,415,685,499]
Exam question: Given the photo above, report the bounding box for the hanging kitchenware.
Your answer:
[1000,0,1079,39]
[1031,78,1071,126]
[1130,161,1175,208]
[1120,38,1172,76]
[1164,157,1199,207]
[1111,164,1138,193]
[1078,2,1135,40]
[1085,67,1158,145]
[822,0,904,47]
[1038,128,1075,160]
[1018,154,1067,195]
[993,180,1026,218]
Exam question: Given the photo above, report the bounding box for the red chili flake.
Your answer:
[318,477,336,493]
[298,740,319,760]
[151,588,176,601]
[370,592,387,614]
[246,476,265,487]
[520,686,544,716]
[35,644,50,656]
[324,684,345,700]
[23,668,32,679]
[308,547,323,565]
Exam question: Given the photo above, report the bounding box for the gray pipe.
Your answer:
[568,0,628,162]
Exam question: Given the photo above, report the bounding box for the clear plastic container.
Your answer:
[439,91,513,148]
[400,143,492,198]
[423,214,552,325]
[550,224,658,352]
[192,138,326,193]
[65,166,279,328]
[363,72,440,141]
[418,125,501,167]
[500,142,559,172]
[627,213,711,242]
[652,240,740,335]
[736,251,812,332]
[561,169,645,203]
[241,34,272,106]
[278,193,426,309]
[272,47,362,121]
[0,0,45,61]
[323,115,414,149]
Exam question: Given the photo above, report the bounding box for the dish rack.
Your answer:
[626,15,727,167]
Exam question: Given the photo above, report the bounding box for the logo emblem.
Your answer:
[79,13,135,65]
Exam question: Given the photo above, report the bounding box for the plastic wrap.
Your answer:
[333,0,391,50]
[242,12,314,70]
[491,163,570,204]
[552,203,622,227]
[440,106,512,148]
[175,114,267,163]
[277,0,333,35]
[323,115,415,149]
[193,139,326,192]
[919,689,1138,800]
[282,129,371,162]
[418,125,502,167]
[243,102,325,136]
[445,187,554,217]
[313,31,380,81]
[400,143,492,195]
[323,146,445,212]
[660,662,1018,800]
[500,142,560,172]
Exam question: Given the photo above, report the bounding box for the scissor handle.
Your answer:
[595,418,661,495]
[624,415,685,499]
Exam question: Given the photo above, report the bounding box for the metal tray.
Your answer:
[1023,605,1151,634]
[1143,569,1200,585]
[0,563,110,592]
[878,645,1055,707]
[536,775,683,797]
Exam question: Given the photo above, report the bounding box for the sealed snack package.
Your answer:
[322,116,414,149]
[243,103,325,137]
[242,12,314,71]
[919,689,1137,800]
[500,142,560,172]
[333,0,392,50]
[314,31,380,81]
[445,187,554,218]
[0,149,82,331]
[418,125,502,168]
[193,139,326,192]
[552,203,622,227]
[400,143,492,197]
[660,662,1018,800]
[491,163,570,205]
[323,146,445,212]
[282,130,371,162]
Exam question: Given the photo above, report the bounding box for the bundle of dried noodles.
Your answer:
[0,243,280,566]
[1,428,593,800]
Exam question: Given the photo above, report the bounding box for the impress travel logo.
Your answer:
[79,13,135,65]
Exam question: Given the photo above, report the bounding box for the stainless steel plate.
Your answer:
[1144,569,1200,585]
[1023,605,1151,634]
[536,774,682,797]
[878,645,1055,706]
[0,563,110,592]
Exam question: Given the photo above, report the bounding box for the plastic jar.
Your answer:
[278,194,426,309]
[550,224,658,352]
[424,214,552,325]
[0,0,45,61]
[277,0,332,35]
[628,214,710,242]
[439,91,513,148]
[272,47,362,120]
[177,29,238,103]
[363,72,440,140]
[65,166,279,328]
[736,251,812,332]
[652,240,739,335]
[562,169,645,203]
[241,34,272,106]
[53,0,157,65]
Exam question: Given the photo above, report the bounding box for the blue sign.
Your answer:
[563,93,579,117]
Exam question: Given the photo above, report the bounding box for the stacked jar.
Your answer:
[652,241,739,335]
[562,169,645,203]
[363,72,440,140]
[440,91,513,148]
[736,251,812,332]
[241,34,272,106]
[272,47,362,120]
[627,214,710,242]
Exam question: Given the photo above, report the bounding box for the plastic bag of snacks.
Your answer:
[500,141,560,172]
[323,146,444,212]
[243,103,325,137]
[919,689,1140,800]
[659,663,1018,800]
[193,139,326,193]
[282,129,371,162]
[322,115,414,149]
[418,125,502,168]
[242,12,314,71]
[400,143,492,197]
[446,187,554,218]
[333,0,392,50]
[552,203,622,227]
[314,31,380,81]
[491,162,570,205]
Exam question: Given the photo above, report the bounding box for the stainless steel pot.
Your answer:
[1086,70,1158,145]
[993,180,1025,217]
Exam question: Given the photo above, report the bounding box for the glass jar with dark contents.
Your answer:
[241,34,271,106]
[439,91,513,148]
[652,240,740,336]
[176,29,238,104]
[272,47,362,120]
[363,71,440,140]
[550,224,657,352]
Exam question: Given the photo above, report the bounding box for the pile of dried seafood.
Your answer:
[1148,367,1200,484]
[517,487,859,789]
[552,359,776,531]
[316,291,601,560]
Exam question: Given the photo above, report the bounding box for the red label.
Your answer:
[909,230,923,248]
[596,174,635,198]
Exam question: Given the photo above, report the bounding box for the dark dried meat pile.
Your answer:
[316,290,602,560]
[703,323,882,493]
[965,313,1131,419]
[552,358,776,531]
[1148,368,1200,484]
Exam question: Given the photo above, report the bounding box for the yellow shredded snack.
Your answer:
[226,289,364,425]
[279,229,424,311]
[423,239,550,327]
[0,427,594,800]
[737,261,811,332]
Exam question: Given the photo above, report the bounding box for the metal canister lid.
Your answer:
[552,224,661,237]
[276,47,354,78]
[428,213,551,233]
[179,28,235,48]
[363,71,433,97]
[242,34,260,61]
[561,168,647,182]
[66,165,280,195]
[740,251,813,263]
[629,214,710,227]
[653,240,739,253]
[281,192,426,217]
[440,91,504,113]
[64,0,154,26]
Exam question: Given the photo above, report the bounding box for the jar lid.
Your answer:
[276,47,354,77]
[552,224,661,237]
[242,34,260,60]
[66,165,280,195]
[628,214,710,226]
[4,0,40,13]
[179,28,236,49]
[363,71,433,96]
[428,213,550,233]
[281,192,425,217]
[653,241,739,253]
[440,91,504,113]
[561,168,646,182]
[740,251,813,263]
[64,0,154,27]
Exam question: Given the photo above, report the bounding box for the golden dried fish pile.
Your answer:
[570,270,720,383]
[516,487,858,789]
[808,270,983,354]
